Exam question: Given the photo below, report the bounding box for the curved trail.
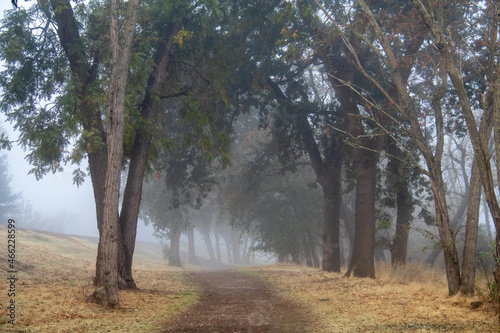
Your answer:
[162,270,317,333]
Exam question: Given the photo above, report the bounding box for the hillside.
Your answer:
[0,226,197,332]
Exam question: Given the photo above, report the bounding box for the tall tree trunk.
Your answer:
[346,150,378,278]
[322,172,342,272]
[188,227,198,265]
[266,77,344,273]
[48,0,109,287]
[202,228,216,261]
[389,168,412,265]
[390,187,411,266]
[231,229,240,264]
[461,160,482,295]
[302,236,313,267]
[244,238,255,264]
[225,236,233,264]
[412,0,500,298]
[461,101,494,295]
[484,199,494,242]
[297,112,343,272]
[385,140,413,266]
[118,24,178,289]
[307,231,320,268]
[430,169,462,295]
[341,203,355,264]
[98,0,140,308]
[169,223,182,267]
[214,228,222,262]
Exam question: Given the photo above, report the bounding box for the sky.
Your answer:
[0,1,158,242]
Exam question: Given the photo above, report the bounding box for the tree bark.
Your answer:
[461,159,482,295]
[118,24,178,289]
[461,99,494,295]
[391,185,412,266]
[345,149,378,278]
[387,142,413,266]
[98,0,140,308]
[169,223,183,267]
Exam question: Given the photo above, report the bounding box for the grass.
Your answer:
[242,262,499,332]
[0,226,198,333]
[1,226,499,332]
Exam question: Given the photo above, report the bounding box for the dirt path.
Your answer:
[162,270,319,333]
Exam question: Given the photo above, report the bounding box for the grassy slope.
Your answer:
[243,264,499,332]
[1,226,498,332]
[0,226,197,333]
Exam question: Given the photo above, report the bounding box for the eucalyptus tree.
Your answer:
[407,0,500,304]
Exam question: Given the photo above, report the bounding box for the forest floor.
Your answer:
[0,226,499,332]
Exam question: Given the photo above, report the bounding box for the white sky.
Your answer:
[0,1,157,242]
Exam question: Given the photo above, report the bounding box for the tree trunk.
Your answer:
[48,0,108,288]
[231,229,240,264]
[461,159,482,295]
[346,150,378,278]
[302,236,313,267]
[244,238,254,264]
[117,23,178,289]
[296,111,343,272]
[430,170,462,295]
[426,247,441,267]
[169,223,183,267]
[307,231,320,268]
[202,228,216,261]
[225,240,233,264]
[461,102,494,295]
[214,228,222,262]
[188,227,198,265]
[390,179,412,266]
[98,0,140,308]
[341,203,355,264]
[222,230,232,264]
[412,0,500,297]
[484,199,494,242]
[322,175,342,272]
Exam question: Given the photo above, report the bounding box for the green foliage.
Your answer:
[377,218,391,231]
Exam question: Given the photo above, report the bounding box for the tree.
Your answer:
[98,0,140,308]
[0,0,230,292]
[409,0,500,307]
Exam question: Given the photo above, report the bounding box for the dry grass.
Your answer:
[2,226,499,332]
[0,227,197,333]
[243,263,499,332]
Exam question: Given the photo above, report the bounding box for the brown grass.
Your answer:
[243,263,499,332]
[0,227,197,333]
[1,226,499,332]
